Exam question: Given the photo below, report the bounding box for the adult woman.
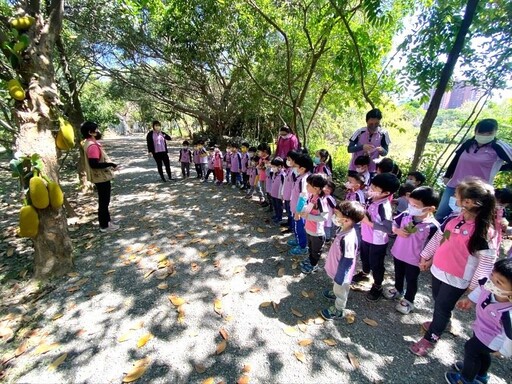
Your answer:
[146,120,173,182]
[275,126,299,159]
[81,121,119,232]
[436,119,512,221]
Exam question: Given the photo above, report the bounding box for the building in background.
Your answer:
[426,82,482,109]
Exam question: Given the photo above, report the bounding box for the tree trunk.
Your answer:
[12,1,73,279]
[409,0,480,171]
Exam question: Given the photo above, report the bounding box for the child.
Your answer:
[223,143,232,184]
[345,173,366,204]
[323,181,337,243]
[351,173,400,301]
[494,188,512,253]
[321,201,366,320]
[406,171,426,187]
[288,155,314,256]
[282,150,302,230]
[299,173,329,274]
[394,183,416,214]
[410,177,498,356]
[313,149,332,178]
[256,144,271,206]
[203,147,215,182]
[178,140,192,179]
[230,143,242,188]
[376,157,402,180]
[198,140,209,180]
[270,157,286,224]
[193,143,202,179]
[446,258,512,384]
[240,142,250,190]
[353,155,371,187]
[383,187,441,314]
[245,148,258,198]
[213,147,224,185]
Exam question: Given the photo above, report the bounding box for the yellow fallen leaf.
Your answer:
[250,249,258,254]
[129,321,144,330]
[169,295,186,307]
[294,351,306,363]
[157,283,168,290]
[259,301,272,308]
[195,363,207,373]
[314,317,325,325]
[67,272,79,278]
[34,342,60,355]
[118,330,135,342]
[284,326,299,336]
[277,267,285,277]
[297,322,308,333]
[291,262,299,270]
[346,313,356,324]
[301,290,309,298]
[249,287,261,293]
[348,352,360,369]
[104,269,116,275]
[137,333,153,348]
[123,358,150,382]
[291,308,303,318]
[216,340,227,355]
[75,278,89,286]
[237,375,250,384]
[52,313,63,321]
[15,341,28,357]
[214,299,223,315]
[363,318,378,327]
[199,251,209,258]
[256,227,265,233]
[66,286,80,293]
[323,339,337,346]
[104,306,117,313]
[298,338,313,347]
[208,244,216,249]
[48,352,67,371]
[202,379,215,384]
[219,328,229,340]
[242,364,252,373]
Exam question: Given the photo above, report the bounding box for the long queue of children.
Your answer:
[177,138,511,384]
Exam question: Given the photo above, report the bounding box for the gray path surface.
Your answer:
[3,134,511,383]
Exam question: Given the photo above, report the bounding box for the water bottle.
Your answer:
[296,192,307,213]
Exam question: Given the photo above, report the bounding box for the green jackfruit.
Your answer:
[19,205,39,237]
[56,117,75,150]
[29,176,49,209]
[7,79,25,101]
[10,16,35,31]
[48,181,64,209]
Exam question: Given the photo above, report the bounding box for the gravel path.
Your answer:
[2,134,511,384]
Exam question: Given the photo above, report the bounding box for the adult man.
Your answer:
[146,120,173,182]
[275,126,299,159]
[347,109,390,175]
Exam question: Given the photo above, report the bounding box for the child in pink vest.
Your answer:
[270,157,286,224]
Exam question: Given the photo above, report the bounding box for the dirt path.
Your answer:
[1,134,510,384]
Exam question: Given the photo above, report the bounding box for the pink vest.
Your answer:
[325,228,358,282]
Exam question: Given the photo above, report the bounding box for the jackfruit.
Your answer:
[56,117,75,150]
[13,35,30,52]
[19,205,39,237]
[48,181,64,209]
[29,176,49,209]
[10,16,35,30]
[7,79,25,101]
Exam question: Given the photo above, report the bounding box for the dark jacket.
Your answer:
[146,130,172,154]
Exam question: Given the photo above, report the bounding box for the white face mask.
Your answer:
[484,280,512,301]
[286,159,293,167]
[408,204,426,217]
[448,196,462,214]
[292,168,299,176]
[475,134,495,145]
[344,182,353,190]
[367,190,382,200]
[405,179,416,186]
[356,167,365,173]
[332,215,343,228]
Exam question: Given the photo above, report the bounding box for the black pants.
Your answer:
[204,169,213,181]
[231,171,239,185]
[153,152,172,180]
[180,162,190,178]
[425,276,466,342]
[393,257,421,302]
[242,172,249,188]
[194,164,202,178]
[272,197,283,221]
[307,233,325,266]
[462,335,493,381]
[360,241,388,286]
[95,181,111,229]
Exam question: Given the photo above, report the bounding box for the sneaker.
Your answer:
[244,194,253,199]
[451,362,489,384]
[409,338,434,357]
[231,185,236,189]
[323,289,336,301]
[260,202,269,207]
[444,371,480,384]
[421,321,431,332]
[366,285,383,302]
[99,223,119,233]
[301,261,319,274]
[289,246,308,256]
[321,306,344,321]
[395,299,415,314]
[383,287,403,300]
[351,271,370,284]
[287,239,299,247]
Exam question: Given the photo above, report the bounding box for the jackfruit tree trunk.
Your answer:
[13,2,73,279]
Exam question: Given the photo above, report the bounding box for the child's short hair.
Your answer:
[152,120,161,127]
[248,146,257,153]
[493,258,512,284]
[375,157,394,173]
[241,142,250,148]
[271,157,285,167]
[407,171,426,185]
[182,140,189,146]
[409,186,440,208]
[495,188,512,206]
[252,155,260,163]
[336,201,366,223]
[371,173,400,194]
[398,183,416,197]
[348,173,365,187]
[306,173,328,189]
[366,108,382,121]
[197,140,205,145]
[231,142,239,149]
[325,180,336,193]
[287,150,302,162]
[257,143,270,154]
[354,155,370,166]
[294,154,314,172]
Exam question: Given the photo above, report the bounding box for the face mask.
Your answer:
[405,179,416,186]
[408,204,426,216]
[448,196,462,214]
[271,166,278,173]
[286,160,293,167]
[248,152,254,158]
[356,167,365,173]
[367,191,381,200]
[344,182,353,190]
[183,146,188,150]
[475,134,495,145]
[313,157,321,165]
[292,168,299,176]
[484,280,512,300]
[332,215,343,228]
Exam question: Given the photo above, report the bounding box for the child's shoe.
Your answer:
[409,338,434,356]
[300,259,318,274]
[444,372,480,384]
[289,246,308,256]
[323,289,336,301]
[395,298,414,314]
[287,238,299,247]
[452,361,489,384]
[351,271,370,284]
[320,306,344,321]
[383,287,403,300]
[366,285,383,302]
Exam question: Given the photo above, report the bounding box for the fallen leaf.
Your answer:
[259,301,271,308]
[233,266,245,274]
[363,318,378,327]
[143,269,156,279]
[34,342,60,355]
[214,299,223,315]
[277,267,285,277]
[118,330,135,342]
[7,248,14,257]
[169,295,186,307]
[347,352,360,369]
[123,358,150,382]
[48,353,67,371]
[216,340,227,355]
[52,313,63,321]
[104,306,117,313]
[237,375,250,384]
[250,249,258,254]
[130,321,144,330]
[256,227,265,233]
[323,339,337,346]
[297,322,308,333]
[195,363,207,373]
[199,251,209,258]
[157,283,168,290]
[284,326,299,336]
[291,308,303,318]
[291,262,299,270]
[67,272,79,278]
[301,290,309,298]
[15,341,28,357]
[249,287,261,293]
[137,333,153,348]
[66,286,80,293]
[314,317,325,325]
[75,278,89,286]
[213,260,221,268]
[298,339,313,347]
[242,364,252,373]
[208,244,216,249]
[202,379,215,384]
[104,269,116,275]
[219,328,229,340]
[345,313,356,324]
[294,351,306,363]
[191,263,200,272]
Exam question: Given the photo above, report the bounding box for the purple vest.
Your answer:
[348,127,390,173]
[282,168,294,201]
[324,228,358,282]
[180,148,191,163]
[241,153,249,172]
[230,152,242,172]
[361,198,392,245]
[271,170,285,198]
[290,172,309,214]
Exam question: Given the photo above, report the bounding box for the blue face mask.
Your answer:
[313,157,321,165]
[448,196,462,214]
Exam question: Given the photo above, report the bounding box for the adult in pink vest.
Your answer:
[275,126,299,159]
[347,109,390,175]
